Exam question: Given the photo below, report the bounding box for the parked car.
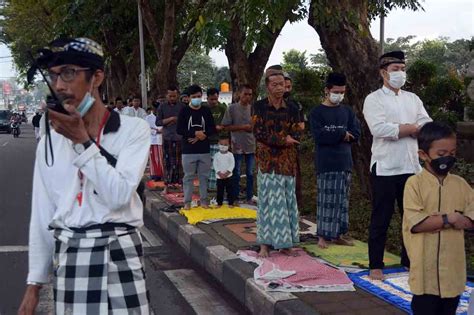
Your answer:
[0,110,12,133]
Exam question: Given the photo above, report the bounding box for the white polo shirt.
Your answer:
[27,110,150,283]
[363,86,432,176]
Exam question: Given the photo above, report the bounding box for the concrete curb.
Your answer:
[146,194,319,314]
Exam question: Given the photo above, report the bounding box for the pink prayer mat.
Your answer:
[238,248,354,292]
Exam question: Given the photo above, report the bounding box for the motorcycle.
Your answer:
[11,121,20,138]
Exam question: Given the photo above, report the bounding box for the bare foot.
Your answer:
[228,204,234,208]
[279,248,299,257]
[258,245,270,258]
[183,203,191,210]
[369,269,384,280]
[332,237,354,246]
[318,237,329,249]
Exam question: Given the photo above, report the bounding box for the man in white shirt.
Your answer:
[18,37,150,314]
[146,107,164,181]
[123,95,147,119]
[113,96,125,114]
[363,50,432,280]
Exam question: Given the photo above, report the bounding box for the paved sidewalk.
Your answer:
[144,189,406,315]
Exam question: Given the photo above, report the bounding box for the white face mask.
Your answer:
[329,93,344,104]
[388,71,406,89]
[219,145,229,152]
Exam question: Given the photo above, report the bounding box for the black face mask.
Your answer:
[429,155,456,176]
[283,91,290,99]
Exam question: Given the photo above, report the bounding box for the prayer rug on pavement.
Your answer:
[223,219,316,244]
[238,248,354,292]
[146,180,166,190]
[179,205,257,225]
[300,240,401,269]
[348,268,474,314]
[162,192,199,205]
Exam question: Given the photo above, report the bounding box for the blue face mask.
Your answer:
[76,92,95,117]
[190,98,202,107]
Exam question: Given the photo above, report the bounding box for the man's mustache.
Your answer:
[57,94,75,102]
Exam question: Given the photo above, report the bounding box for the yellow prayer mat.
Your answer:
[179,205,257,225]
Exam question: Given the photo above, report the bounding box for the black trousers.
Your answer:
[412,294,460,315]
[368,164,412,269]
[217,177,235,206]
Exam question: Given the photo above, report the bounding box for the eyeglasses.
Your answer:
[47,67,91,83]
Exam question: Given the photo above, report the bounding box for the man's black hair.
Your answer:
[238,84,252,91]
[325,72,346,89]
[115,97,123,102]
[167,85,179,93]
[418,122,456,153]
[187,84,202,95]
[207,87,219,96]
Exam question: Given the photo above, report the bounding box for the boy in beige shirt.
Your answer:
[403,122,474,315]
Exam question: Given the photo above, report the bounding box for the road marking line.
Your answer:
[1,142,8,147]
[139,226,163,247]
[0,246,28,252]
[164,269,239,315]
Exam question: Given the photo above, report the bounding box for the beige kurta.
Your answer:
[403,169,474,298]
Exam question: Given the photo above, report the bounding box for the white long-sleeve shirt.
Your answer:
[145,113,163,145]
[363,86,432,176]
[213,151,235,179]
[27,111,150,283]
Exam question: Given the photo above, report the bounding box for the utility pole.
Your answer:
[138,2,147,109]
[379,0,385,53]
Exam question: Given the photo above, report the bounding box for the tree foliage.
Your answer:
[282,49,308,75]
[177,49,216,90]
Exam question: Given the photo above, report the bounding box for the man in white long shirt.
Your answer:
[122,95,147,119]
[363,50,432,280]
[18,37,150,314]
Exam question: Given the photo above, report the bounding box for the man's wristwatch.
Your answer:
[73,139,94,155]
[442,214,451,229]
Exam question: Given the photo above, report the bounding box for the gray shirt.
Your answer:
[156,101,185,141]
[221,102,255,154]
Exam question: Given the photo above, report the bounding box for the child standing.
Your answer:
[213,137,235,207]
[403,122,474,315]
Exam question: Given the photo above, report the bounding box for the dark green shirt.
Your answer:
[206,102,227,144]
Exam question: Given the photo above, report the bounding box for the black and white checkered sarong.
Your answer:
[52,224,149,314]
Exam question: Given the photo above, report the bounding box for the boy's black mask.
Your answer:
[429,155,456,176]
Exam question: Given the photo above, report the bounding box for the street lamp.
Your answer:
[138,2,147,109]
[190,70,196,85]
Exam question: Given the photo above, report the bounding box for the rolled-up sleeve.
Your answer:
[363,94,399,140]
[403,176,429,232]
[414,95,432,127]
[28,153,55,284]
[73,119,150,211]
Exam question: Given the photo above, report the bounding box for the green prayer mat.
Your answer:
[300,240,401,269]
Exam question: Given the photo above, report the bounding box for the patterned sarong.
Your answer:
[316,171,351,239]
[208,144,219,190]
[256,171,299,249]
[149,144,164,178]
[163,140,182,185]
[52,224,149,314]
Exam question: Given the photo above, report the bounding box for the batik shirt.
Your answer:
[252,98,301,176]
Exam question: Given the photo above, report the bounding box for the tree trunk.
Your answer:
[139,0,206,97]
[224,17,285,101]
[308,0,380,198]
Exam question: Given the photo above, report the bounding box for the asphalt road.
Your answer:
[0,122,244,315]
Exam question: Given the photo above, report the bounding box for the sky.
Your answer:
[0,0,472,78]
